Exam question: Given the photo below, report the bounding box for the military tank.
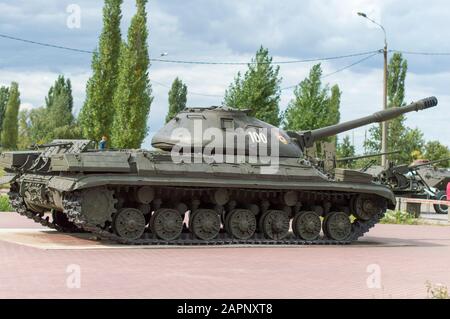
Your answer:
[0,97,438,245]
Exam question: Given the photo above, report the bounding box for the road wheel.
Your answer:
[227,209,257,240]
[261,210,290,240]
[293,211,321,241]
[323,212,352,241]
[433,191,448,214]
[113,208,146,240]
[190,209,221,240]
[150,209,183,241]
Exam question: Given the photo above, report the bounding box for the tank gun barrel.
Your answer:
[337,151,400,163]
[289,96,438,149]
[410,157,450,169]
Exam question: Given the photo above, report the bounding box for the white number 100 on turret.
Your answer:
[248,132,268,144]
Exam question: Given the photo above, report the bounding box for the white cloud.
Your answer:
[0,69,90,113]
[0,0,448,151]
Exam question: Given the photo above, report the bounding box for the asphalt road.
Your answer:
[0,212,449,299]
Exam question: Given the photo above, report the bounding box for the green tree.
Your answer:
[336,135,356,168]
[112,0,153,149]
[364,53,423,164]
[80,0,123,141]
[424,141,450,167]
[46,76,73,111]
[337,135,355,158]
[17,76,81,147]
[27,107,50,144]
[283,64,341,150]
[17,110,31,149]
[223,46,282,126]
[1,82,20,150]
[166,77,187,123]
[46,76,75,136]
[0,86,9,137]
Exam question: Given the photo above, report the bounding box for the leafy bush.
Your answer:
[380,210,418,225]
[0,195,12,212]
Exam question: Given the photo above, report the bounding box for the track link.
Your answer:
[8,184,80,233]
[8,185,386,246]
[62,191,386,246]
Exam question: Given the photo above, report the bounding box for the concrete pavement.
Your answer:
[0,212,449,299]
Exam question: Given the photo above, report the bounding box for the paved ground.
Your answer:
[0,212,449,299]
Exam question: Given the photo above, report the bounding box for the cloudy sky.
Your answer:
[0,0,449,151]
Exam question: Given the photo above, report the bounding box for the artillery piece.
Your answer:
[0,97,439,244]
[368,158,449,214]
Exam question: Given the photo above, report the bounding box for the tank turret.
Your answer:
[152,97,438,158]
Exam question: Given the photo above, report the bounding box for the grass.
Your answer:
[380,210,419,225]
[426,281,449,299]
[0,195,12,212]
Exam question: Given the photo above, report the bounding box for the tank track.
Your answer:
[61,190,386,246]
[8,184,80,233]
[8,184,386,245]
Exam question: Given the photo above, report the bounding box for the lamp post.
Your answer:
[358,12,389,168]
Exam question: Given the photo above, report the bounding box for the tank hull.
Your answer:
[7,152,394,245]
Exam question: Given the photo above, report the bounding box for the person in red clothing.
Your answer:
[447,182,450,203]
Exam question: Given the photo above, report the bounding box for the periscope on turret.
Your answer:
[0,97,438,245]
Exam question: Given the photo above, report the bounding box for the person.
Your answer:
[99,136,108,151]
[446,182,450,204]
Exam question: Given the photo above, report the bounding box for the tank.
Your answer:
[367,158,449,214]
[0,96,438,245]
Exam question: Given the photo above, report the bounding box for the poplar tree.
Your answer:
[166,77,187,123]
[46,76,75,133]
[1,82,20,150]
[112,0,153,149]
[365,53,425,164]
[80,0,123,141]
[0,86,9,137]
[223,46,282,126]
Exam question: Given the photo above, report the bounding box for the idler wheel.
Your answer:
[323,212,352,241]
[113,208,146,240]
[191,209,221,241]
[150,209,183,241]
[261,210,290,240]
[227,209,257,240]
[293,211,321,241]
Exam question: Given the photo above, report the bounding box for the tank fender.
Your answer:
[48,176,78,192]
[47,175,396,210]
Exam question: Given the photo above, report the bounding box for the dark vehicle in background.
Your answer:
[365,158,449,214]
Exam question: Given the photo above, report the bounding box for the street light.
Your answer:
[358,12,389,168]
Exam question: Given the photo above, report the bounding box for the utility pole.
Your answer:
[358,12,389,168]
[381,41,388,168]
